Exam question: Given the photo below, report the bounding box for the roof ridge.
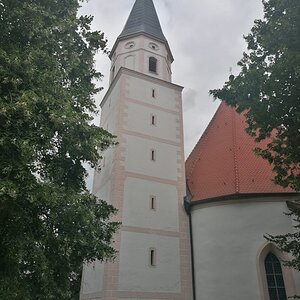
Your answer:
[231,106,240,193]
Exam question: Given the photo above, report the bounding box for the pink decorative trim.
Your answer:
[192,196,299,210]
[123,129,180,146]
[126,97,180,115]
[101,74,129,300]
[80,291,103,299]
[125,171,178,186]
[116,291,184,299]
[121,225,180,237]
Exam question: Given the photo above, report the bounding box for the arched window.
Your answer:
[264,253,287,300]
[149,57,157,73]
[257,243,296,300]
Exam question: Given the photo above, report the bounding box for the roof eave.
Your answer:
[109,32,174,63]
[190,192,300,207]
[100,67,183,108]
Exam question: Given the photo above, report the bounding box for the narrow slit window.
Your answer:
[150,196,156,210]
[152,89,155,98]
[151,115,156,126]
[264,253,287,300]
[151,150,156,161]
[149,248,156,267]
[149,57,157,73]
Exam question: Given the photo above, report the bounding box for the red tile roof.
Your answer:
[186,102,293,202]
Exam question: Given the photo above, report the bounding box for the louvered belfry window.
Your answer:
[264,253,287,300]
[149,57,157,73]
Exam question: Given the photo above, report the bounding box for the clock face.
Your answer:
[125,41,135,49]
[149,42,159,51]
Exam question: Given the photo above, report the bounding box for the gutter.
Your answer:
[184,196,196,300]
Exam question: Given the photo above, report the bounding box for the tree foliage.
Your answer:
[210,0,300,191]
[266,203,300,299]
[266,205,300,272]
[210,0,300,277]
[0,0,119,299]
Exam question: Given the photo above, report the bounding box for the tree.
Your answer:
[0,0,119,299]
[266,201,300,299]
[210,0,300,191]
[210,0,300,278]
[266,202,300,271]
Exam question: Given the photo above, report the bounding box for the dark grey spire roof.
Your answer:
[110,0,173,62]
[119,0,167,42]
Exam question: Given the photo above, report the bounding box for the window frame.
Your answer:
[264,253,287,300]
[150,149,156,161]
[256,243,296,300]
[150,195,156,211]
[152,89,156,98]
[151,114,156,126]
[149,248,157,267]
[149,56,158,73]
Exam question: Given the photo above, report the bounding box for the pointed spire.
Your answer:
[119,0,166,42]
[110,0,173,62]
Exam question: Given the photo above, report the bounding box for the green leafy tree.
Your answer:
[210,0,300,279]
[210,0,300,191]
[266,202,300,299]
[266,203,300,270]
[0,0,119,299]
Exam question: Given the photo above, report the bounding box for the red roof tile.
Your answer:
[186,102,293,202]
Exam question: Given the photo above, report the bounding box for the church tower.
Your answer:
[80,1,193,299]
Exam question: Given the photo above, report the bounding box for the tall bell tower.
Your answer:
[80,1,192,299]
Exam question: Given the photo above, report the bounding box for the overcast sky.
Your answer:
[80,0,264,188]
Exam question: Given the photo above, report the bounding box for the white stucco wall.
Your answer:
[94,180,111,203]
[100,80,120,133]
[191,199,300,300]
[122,177,179,231]
[125,101,180,142]
[81,51,190,298]
[118,231,181,292]
[93,77,121,195]
[124,134,179,181]
[93,146,118,192]
[111,36,171,82]
[126,76,180,112]
[81,261,105,295]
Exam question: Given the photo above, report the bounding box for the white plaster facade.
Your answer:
[80,12,192,298]
[110,36,172,84]
[191,197,300,300]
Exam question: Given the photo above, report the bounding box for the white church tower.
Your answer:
[80,0,193,299]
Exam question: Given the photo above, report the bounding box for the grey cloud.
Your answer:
[183,89,198,111]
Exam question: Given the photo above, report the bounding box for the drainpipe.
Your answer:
[184,197,196,300]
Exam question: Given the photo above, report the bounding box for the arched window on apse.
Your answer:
[257,243,296,300]
[264,253,287,300]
